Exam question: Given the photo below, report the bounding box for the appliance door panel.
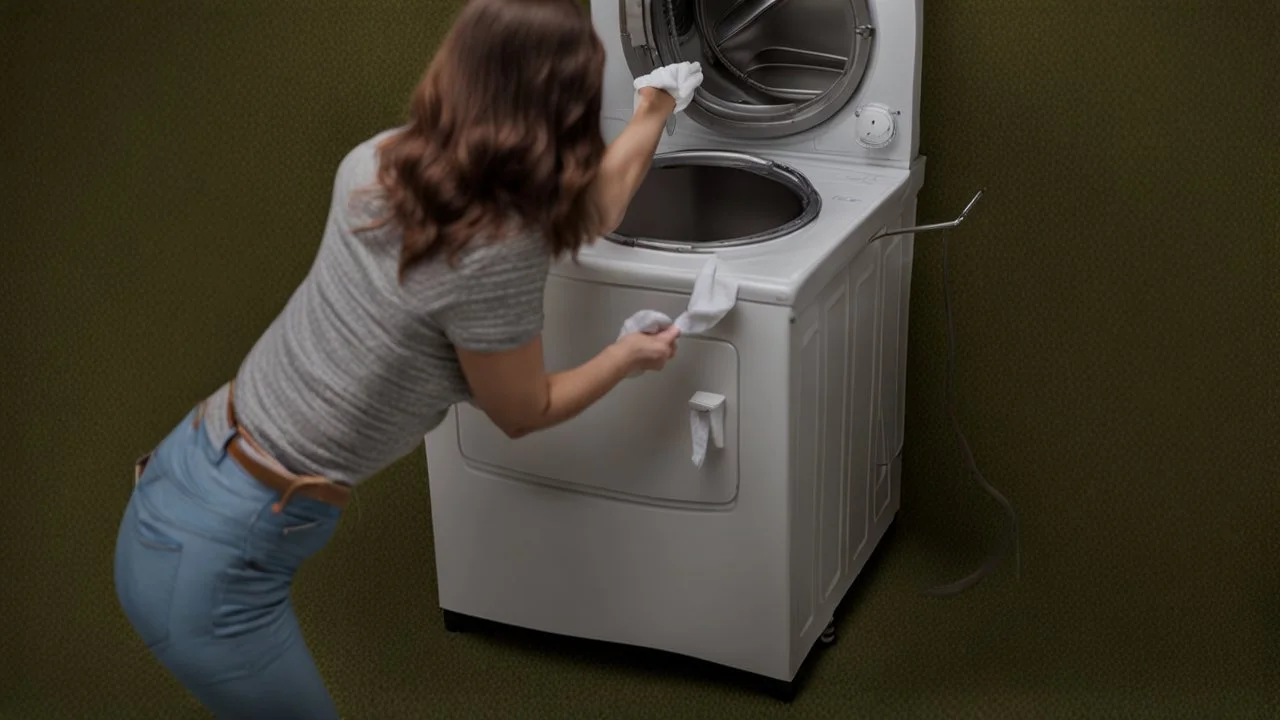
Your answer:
[454,277,740,506]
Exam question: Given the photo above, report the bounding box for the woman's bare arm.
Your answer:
[456,326,680,439]
[588,88,676,234]
[456,337,629,438]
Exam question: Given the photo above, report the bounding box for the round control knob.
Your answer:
[854,104,897,149]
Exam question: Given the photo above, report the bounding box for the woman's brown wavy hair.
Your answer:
[363,0,606,278]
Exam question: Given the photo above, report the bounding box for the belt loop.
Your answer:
[223,379,241,452]
[133,452,153,488]
[226,379,238,430]
[202,382,239,464]
[217,379,240,456]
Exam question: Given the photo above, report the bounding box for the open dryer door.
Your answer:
[619,0,875,139]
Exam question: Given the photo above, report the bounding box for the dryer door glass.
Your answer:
[619,0,874,139]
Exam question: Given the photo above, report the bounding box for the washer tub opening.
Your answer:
[604,150,821,252]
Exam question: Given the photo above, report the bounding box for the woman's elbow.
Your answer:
[492,411,542,439]
[474,383,552,440]
[590,200,625,238]
[501,424,532,440]
[599,211,624,237]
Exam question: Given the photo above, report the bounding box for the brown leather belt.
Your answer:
[198,381,352,514]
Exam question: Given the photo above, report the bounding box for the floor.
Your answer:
[7,451,1275,719]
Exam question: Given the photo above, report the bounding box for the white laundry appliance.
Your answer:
[425,0,955,698]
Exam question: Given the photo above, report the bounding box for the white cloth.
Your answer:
[689,406,712,469]
[632,61,704,114]
[617,257,739,468]
[617,257,738,338]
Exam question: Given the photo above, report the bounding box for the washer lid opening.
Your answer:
[619,0,874,139]
[604,150,821,252]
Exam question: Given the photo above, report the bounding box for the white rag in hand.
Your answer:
[617,257,739,468]
[633,61,704,114]
[617,256,738,339]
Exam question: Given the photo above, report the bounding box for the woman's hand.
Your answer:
[635,86,676,118]
[613,325,681,374]
[633,61,703,114]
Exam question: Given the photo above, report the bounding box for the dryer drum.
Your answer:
[621,0,875,138]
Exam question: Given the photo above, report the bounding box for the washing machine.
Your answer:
[425,0,930,697]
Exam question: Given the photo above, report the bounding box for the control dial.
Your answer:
[854,104,897,149]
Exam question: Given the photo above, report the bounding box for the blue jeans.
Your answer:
[114,407,343,719]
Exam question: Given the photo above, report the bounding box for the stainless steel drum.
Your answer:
[619,0,874,139]
[605,150,821,251]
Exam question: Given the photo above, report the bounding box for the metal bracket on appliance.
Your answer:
[869,189,985,242]
[855,24,875,38]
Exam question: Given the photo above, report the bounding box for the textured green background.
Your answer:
[2,0,1277,718]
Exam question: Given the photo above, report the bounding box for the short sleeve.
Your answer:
[435,234,551,353]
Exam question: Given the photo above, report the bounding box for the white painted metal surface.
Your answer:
[426,0,928,687]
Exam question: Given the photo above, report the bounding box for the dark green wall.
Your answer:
[2,1,1276,717]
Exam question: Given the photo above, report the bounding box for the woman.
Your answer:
[113,0,703,716]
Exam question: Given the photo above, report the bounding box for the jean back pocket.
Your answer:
[114,506,185,649]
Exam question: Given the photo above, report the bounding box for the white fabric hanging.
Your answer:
[617,257,739,467]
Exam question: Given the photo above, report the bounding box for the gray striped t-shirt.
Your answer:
[201,128,552,485]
